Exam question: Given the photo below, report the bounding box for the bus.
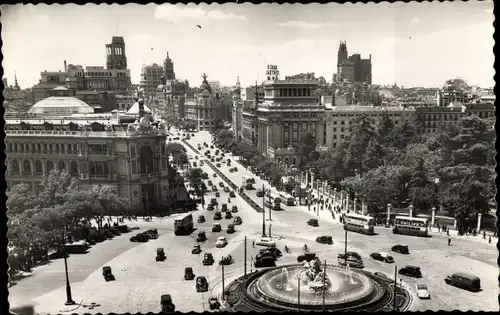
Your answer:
[242,176,254,190]
[280,193,295,206]
[392,216,429,237]
[64,240,90,253]
[174,214,194,235]
[343,213,375,235]
[265,196,282,210]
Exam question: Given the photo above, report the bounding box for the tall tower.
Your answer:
[163,52,175,80]
[337,41,348,75]
[106,36,127,70]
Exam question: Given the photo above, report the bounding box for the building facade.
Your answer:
[336,41,372,85]
[163,52,176,81]
[139,63,164,101]
[184,74,223,131]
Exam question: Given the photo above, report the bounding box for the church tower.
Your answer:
[337,41,348,75]
[163,52,176,80]
[106,36,128,70]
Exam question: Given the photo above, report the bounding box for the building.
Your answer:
[437,82,469,106]
[336,41,372,85]
[106,36,128,70]
[184,74,223,131]
[163,52,176,81]
[324,105,415,149]
[207,80,221,93]
[5,91,191,213]
[254,78,326,165]
[139,63,164,101]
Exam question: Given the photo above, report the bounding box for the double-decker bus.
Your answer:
[280,193,295,206]
[242,176,254,190]
[343,213,375,235]
[392,216,429,237]
[174,214,194,235]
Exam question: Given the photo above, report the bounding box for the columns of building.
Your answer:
[476,213,483,232]
[386,203,392,225]
[409,204,414,217]
[431,207,436,227]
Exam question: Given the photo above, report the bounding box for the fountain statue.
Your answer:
[297,258,332,292]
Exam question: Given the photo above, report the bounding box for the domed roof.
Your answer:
[157,84,165,91]
[126,101,152,115]
[28,96,94,115]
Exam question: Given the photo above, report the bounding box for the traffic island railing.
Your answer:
[182,139,264,214]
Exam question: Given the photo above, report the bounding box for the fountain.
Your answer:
[277,268,293,292]
[346,264,354,284]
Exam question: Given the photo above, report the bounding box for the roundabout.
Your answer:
[224,260,410,312]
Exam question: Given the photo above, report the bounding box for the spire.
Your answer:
[14,71,19,90]
[167,51,169,59]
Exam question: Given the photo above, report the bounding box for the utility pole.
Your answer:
[322,260,327,310]
[221,258,225,301]
[297,277,301,310]
[393,265,397,310]
[262,184,266,237]
[269,223,272,238]
[244,236,247,276]
[344,229,348,265]
[268,188,272,222]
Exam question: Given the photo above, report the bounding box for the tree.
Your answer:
[232,142,259,165]
[186,168,204,196]
[166,143,188,168]
[294,132,319,168]
[343,115,379,176]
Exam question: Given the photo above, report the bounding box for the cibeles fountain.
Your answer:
[236,259,395,312]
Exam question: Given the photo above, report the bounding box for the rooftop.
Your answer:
[28,96,95,115]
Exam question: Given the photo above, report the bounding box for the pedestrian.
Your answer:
[448,237,451,246]
[252,240,255,248]
[488,235,492,244]
[483,230,486,239]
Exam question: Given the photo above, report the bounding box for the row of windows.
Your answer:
[7,142,79,154]
[283,112,319,119]
[88,144,110,155]
[10,159,79,176]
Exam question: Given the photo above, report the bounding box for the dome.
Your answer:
[126,101,152,115]
[28,96,94,115]
[200,81,212,94]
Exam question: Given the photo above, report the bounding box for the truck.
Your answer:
[242,176,254,190]
[174,214,193,235]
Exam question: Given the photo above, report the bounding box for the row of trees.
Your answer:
[7,170,129,275]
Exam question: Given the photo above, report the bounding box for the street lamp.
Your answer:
[62,231,75,305]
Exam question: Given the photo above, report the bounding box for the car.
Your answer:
[215,236,228,248]
[339,257,365,269]
[260,247,282,258]
[415,284,430,299]
[197,215,205,223]
[444,272,481,292]
[192,244,202,254]
[130,233,149,243]
[184,267,195,280]
[213,173,217,178]
[213,212,222,221]
[233,167,238,172]
[255,237,276,247]
[197,231,207,242]
[229,168,234,173]
[156,248,166,261]
[392,244,410,255]
[212,186,218,192]
[398,265,422,278]
[256,189,264,197]
[231,206,238,213]
[224,187,230,193]
[297,253,317,263]
[207,180,213,186]
[307,219,319,227]
[221,204,228,212]
[161,294,176,313]
[227,224,235,234]
[215,192,220,198]
[229,191,236,198]
[373,272,393,283]
[219,182,225,188]
[196,276,209,292]
[207,204,214,211]
[233,216,242,225]
[102,266,115,281]
[254,255,277,268]
[216,163,221,167]
[203,253,215,265]
[316,236,333,245]
[193,162,198,167]
[210,198,217,205]
[379,252,395,263]
[224,212,233,219]
[209,297,221,310]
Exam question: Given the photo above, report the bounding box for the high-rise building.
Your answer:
[139,63,164,100]
[163,52,176,81]
[106,36,128,70]
[336,41,372,85]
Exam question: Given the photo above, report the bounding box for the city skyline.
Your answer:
[1,2,494,89]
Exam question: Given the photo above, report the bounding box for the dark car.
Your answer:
[207,204,214,211]
[445,273,481,292]
[216,163,221,167]
[227,224,235,234]
[184,267,195,280]
[399,265,422,278]
[219,182,225,188]
[370,252,395,263]
[213,173,217,178]
[130,233,148,242]
[224,187,230,193]
[214,212,222,220]
[161,294,175,313]
[297,253,317,263]
[316,236,333,245]
[260,247,282,258]
[225,212,233,220]
[192,244,202,254]
[339,257,365,269]
[392,244,410,255]
[338,251,362,261]
[208,180,213,186]
[307,219,319,227]
[156,248,166,261]
[221,204,228,212]
[231,206,238,213]
[229,191,236,198]
[212,223,222,232]
[196,276,209,292]
[197,231,207,242]
[254,256,277,268]
[256,189,264,197]
[197,215,206,223]
[210,198,218,205]
[203,253,215,266]
[102,266,115,281]
[215,192,220,198]
[233,216,242,225]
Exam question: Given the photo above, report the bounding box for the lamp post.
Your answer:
[261,184,266,237]
[62,231,75,306]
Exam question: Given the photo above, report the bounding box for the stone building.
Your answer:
[184,74,223,131]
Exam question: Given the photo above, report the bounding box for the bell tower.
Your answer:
[106,36,128,70]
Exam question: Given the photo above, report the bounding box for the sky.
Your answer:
[1,2,494,89]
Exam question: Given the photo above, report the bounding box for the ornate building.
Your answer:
[6,89,191,214]
[184,74,223,131]
[336,41,372,85]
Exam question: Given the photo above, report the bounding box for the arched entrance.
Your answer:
[139,145,157,214]
[139,145,154,174]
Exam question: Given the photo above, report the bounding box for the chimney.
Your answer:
[64,60,67,72]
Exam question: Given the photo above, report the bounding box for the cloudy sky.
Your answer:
[1,2,494,89]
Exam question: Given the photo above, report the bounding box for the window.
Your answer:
[70,161,78,175]
[341,121,345,125]
[59,161,66,171]
[23,160,31,175]
[35,160,43,175]
[47,161,54,172]
[20,143,24,153]
[11,160,20,175]
[333,128,337,132]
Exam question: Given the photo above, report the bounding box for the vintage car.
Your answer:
[215,236,228,248]
[416,284,430,299]
[338,251,362,261]
[254,255,276,268]
[212,223,222,232]
[213,173,217,178]
[192,244,202,254]
[392,244,410,255]
[196,276,209,292]
[219,255,234,266]
[226,224,235,234]
[197,231,207,242]
[399,265,422,278]
[224,187,230,193]
[207,204,214,211]
[197,215,206,223]
[232,167,238,172]
[208,180,213,186]
[208,297,221,310]
[233,216,243,225]
[256,189,264,197]
[229,191,236,198]
[203,253,215,266]
[225,212,233,220]
[370,252,395,263]
[102,266,115,281]
[255,237,276,247]
[213,212,222,221]
[297,253,317,263]
[231,206,238,213]
[307,219,319,227]
[210,198,218,205]
[184,267,195,280]
[212,186,218,192]
[260,247,282,258]
[316,236,333,245]
[219,182,225,188]
[339,257,365,269]
[130,233,149,243]
[161,294,175,313]
[221,204,228,212]
[156,248,166,261]
[215,192,220,198]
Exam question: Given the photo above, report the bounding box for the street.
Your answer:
[8,129,498,313]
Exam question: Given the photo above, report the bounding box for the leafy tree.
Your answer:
[232,142,259,165]
[186,168,204,196]
[294,132,319,168]
[343,115,378,176]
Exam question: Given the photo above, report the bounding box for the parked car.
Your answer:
[231,206,238,213]
[102,266,115,281]
[444,273,481,292]
[197,231,207,242]
[221,204,228,212]
[399,265,422,278]
[161,294,175,313]
[207,204,214,211]
[229,191,236,198]
[255,237,276,247]
[416,284,430,299]
[197,215,206,223]
[260,247,282,258]
[370,252,395,263]
[156,248,166,261]
[227,224,235,234]
[224,212,233,220]
[254,255,276,268]
[215,192,220,198]
[215,236,228,248]
[233,216,242,225]
[210,198,217,205]
[219,182,225,188]
[392,244,409,254]
[213,212,222,220]
[339,257,365,269]
[130,234,148,242]
[316,236,333,245]
[338,252,362,261]
[192,244,202,254]
[307,219,319,227]
[184,267,195,280]
[224,187,230,193]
